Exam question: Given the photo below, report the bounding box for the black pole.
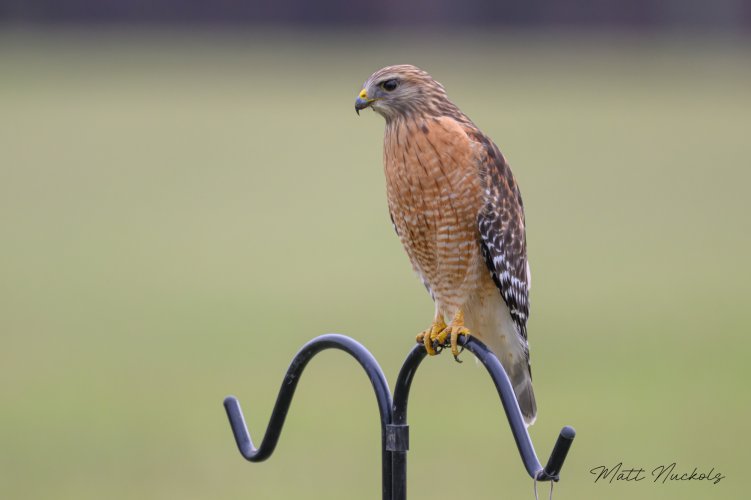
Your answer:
[388,336,575,500]
[390,345,426,500]
[456,335,575,481]
[223,334,394,500]
[223,333,575,498]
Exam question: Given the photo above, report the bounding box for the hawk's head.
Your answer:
[355,65,449,121]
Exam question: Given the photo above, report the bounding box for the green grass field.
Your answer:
[1,30,749,499]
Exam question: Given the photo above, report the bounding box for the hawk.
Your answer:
[355,65,536,425]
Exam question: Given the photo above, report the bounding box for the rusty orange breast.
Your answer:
[383,115,485,306]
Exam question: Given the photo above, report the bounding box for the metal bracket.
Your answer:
[385,424,409,452]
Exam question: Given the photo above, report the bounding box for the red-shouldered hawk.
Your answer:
[355,65,536,425]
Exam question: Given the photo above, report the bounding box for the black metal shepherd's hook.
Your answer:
[224,334,575,500]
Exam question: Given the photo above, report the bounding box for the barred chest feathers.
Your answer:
[383,115,487,313]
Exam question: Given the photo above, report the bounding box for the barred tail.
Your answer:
[465,293,538,426]
[512,368,537,427]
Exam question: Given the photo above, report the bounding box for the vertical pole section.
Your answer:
[390,345,428,500]
[542,426,576,479]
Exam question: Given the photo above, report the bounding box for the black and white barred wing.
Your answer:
[473,133,531,341]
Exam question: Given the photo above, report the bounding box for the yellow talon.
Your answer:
[416,310,470,360]
[435,310,471,361]
[416,315,447,356]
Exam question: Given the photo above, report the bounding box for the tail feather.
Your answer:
[512,369,537,427]
[464,291,538,426]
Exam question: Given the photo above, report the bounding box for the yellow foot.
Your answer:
[434,310,471,361]
[435,324,470,361]
[416,317,447,356]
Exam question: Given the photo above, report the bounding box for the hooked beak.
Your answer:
[355,88,375,115]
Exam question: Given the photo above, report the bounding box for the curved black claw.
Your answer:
[418,334,469,362]
[452,343,466,363]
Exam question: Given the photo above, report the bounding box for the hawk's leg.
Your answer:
[416,313,447,356]
[435,309,471,361]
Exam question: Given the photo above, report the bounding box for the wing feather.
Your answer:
[470,131,530,342]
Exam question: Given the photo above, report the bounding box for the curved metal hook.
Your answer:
[393,336,575,482]
[223,334,394,498]
[224,333,574,499]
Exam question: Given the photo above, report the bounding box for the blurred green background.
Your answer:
[1,30,750,499]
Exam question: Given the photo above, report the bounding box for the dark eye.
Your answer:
[381,79,399,92]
